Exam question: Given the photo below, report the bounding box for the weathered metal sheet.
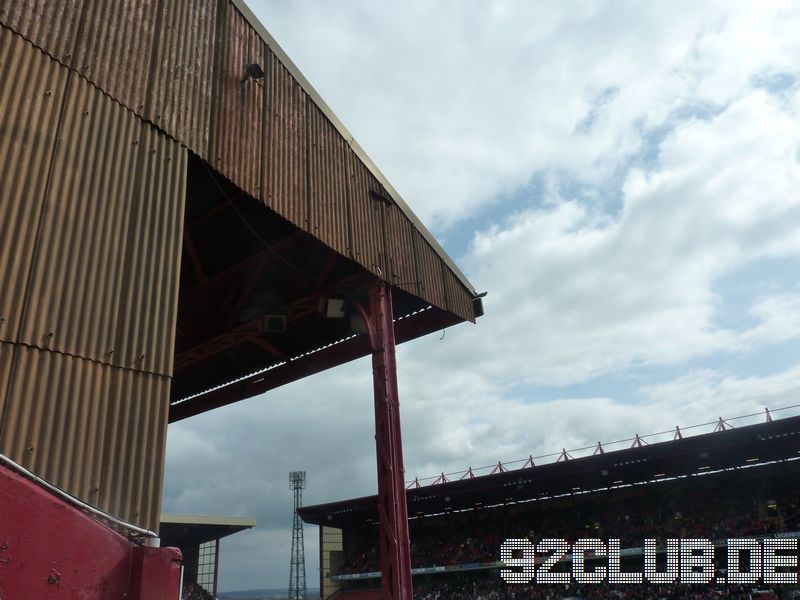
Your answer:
[0,0,84,66]
[383,203,419,292]
[19,74,142,365]
[0,346,114,519]
[210,3,263,197]
[146,0,218,156]
[72,0,159,116]
[0,342,11,429]
[348,150,386,277]
[0,345,169,530]
[414,231,447,312]
[99,368,170,531]
[308,104,351,257]
[0,36,183,531]
[262,49,308,229]
[0,29,69,345]
[442,265,475,324]
[114,130,187,376]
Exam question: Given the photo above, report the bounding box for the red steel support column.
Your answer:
[366,280,413,600]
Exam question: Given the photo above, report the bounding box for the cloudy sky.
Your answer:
[162,0,800,592]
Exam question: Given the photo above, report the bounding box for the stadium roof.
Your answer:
[159,513,256,547]
[299,414,800,528]
[0,0,482,420]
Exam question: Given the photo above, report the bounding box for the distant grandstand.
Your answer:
[301,410,800,600]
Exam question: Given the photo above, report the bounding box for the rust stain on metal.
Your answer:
[0,0,84,66]
[0,30,69,345]
[383,203,419,291]
[347,151,386,277]
[211,3,263,197]
[71,0,159,115]
[146,0,218,156]
[262,49,308,229]
[308,104,350,257]
[414,230,447,312]
[442,264,475,323]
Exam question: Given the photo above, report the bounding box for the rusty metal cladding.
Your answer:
[0,346,115,520]
[308,103,351,256]
[262,49,308,228]
[19,74,143,366]
[414,230,448,312]
[146,0,218,156]
[99,369,170,531]
[442,265,475,324]
[0,342,11,428]
[0,0,84,66]
[347,150,386,276]
[72,0,158,116]
[114,131,187,376]
[211,4,263,197]
[0,30,69,345]
[383,203,420,292]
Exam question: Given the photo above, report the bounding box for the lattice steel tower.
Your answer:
[289,471,307,600]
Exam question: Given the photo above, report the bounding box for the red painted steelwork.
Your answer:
[363,281,413,600]
[169,305,461,422]
[0,463,182,599]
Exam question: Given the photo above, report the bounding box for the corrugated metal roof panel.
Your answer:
[443,265,475,324]
[0,0,84,65]
[100,368,170,531]
[262,50,308,229]
[146,0,218,156]
[0,345,169,531]
[19,74,142,365]
[308,104,351,257]
[230,0,476,298]
[0,30,69,345]
[414,230,447,312]
[3,0,476,316]
[0,346,114,520]
[348,151,386,276]
[210,3,263,197]
[114,130,187,376]
[383,203,419,292]
[72,0,158,116]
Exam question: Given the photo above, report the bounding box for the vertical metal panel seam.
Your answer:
[143,0,166,128]
[379,202,390,284]
[206,0,228,165]
[304,92,312,231]
[344,141,355,259]
[258,38,271,207]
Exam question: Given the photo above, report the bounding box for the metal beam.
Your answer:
[169,306,461,422]
[358,281,412,600]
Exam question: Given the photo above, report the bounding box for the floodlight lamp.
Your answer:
[242,62,265,83]
[318,297,346,319]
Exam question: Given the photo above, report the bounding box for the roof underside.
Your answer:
[160,513,256,547]
[0,0,481,419]
[299,415,800,528]
[170,154,469,418]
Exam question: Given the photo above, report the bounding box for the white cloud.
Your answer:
[434,88,800,386]
[165,1,800,591]
[253,0,800,229]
